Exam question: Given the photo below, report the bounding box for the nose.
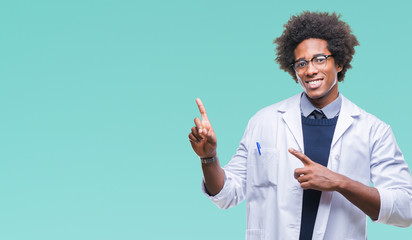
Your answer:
[305,61,319,76]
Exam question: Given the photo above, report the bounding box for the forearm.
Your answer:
[201,157,225,196]
[336,176,380,220]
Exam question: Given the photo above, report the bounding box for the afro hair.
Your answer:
[274,11,359,82]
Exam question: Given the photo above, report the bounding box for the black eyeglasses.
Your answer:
[292,55,333,73]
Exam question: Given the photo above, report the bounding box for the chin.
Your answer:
[305,90,326,100]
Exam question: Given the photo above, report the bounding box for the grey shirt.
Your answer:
[300,93,342,119]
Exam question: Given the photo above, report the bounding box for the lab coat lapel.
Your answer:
[278,94,304,152]
[331,95,360,149]
[313,95,361,240]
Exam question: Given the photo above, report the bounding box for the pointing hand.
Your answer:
[289,148,343,191]
[188,98,217,159]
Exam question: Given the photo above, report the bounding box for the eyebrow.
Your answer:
[295,53,327,62]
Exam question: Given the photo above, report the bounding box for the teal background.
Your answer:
[0,0,411,239]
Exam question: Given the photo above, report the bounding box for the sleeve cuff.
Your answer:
[373,187,394,224]
[201,170,234,209]
[201,170,227,199]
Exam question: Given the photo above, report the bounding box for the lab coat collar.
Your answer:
[277,93,361,152]
[331,94,360,148]
[278,94,304,152]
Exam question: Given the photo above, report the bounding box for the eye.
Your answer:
[315,56,327,63]
[294,61,307,69]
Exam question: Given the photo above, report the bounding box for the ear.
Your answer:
[336,65,343,73]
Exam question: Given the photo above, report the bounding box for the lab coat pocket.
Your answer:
[250,148,279,187]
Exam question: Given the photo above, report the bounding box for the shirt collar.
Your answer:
[300,92,342,119]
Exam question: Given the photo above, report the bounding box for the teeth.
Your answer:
[308,80,321,85]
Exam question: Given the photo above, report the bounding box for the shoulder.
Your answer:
[342,95,391,135]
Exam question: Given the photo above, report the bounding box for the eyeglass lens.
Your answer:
[294,56,329,72]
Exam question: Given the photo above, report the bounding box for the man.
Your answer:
[188,12,412,240]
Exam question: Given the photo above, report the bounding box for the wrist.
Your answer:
[334,175,351,192]
[200,150,217,160]
[200,155,218,164]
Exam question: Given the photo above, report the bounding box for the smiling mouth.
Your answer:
[307,79,321,85]
[304,79,323,89]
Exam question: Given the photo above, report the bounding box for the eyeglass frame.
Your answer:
[291,54,334,72]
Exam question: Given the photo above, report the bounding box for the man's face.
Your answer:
[293,38,342,108]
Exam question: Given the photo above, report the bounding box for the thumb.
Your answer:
[202,128,217,144]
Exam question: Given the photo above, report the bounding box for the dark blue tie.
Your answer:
[310,110,327,119]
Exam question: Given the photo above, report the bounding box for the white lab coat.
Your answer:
[202,93,412,240]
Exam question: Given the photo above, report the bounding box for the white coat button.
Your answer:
[335,154,340,160]
[288,224,299,229]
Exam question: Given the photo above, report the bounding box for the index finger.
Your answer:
[288,148,313,166]
[196,98,209,121]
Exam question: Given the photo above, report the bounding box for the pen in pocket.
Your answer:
[256,142,261,155]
